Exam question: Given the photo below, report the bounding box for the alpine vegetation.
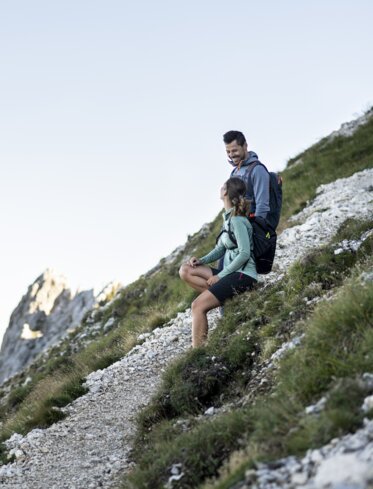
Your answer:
[0,109,372,489]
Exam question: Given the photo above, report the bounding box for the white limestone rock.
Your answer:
[0,271,120,385]
[328,108,373,140]
[313,453,373,488]
[268,168,373,281]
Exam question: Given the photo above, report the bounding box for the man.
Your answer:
[223,130,271,223]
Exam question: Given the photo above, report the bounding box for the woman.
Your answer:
[179,177,257,347]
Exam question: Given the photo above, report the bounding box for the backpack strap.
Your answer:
[246,160,267,176]
[245,161,270,188]
[232,160,282,230]
[226,219,237,246]
[231,160,268,178]
[232,161,269,201]
[216,218,251,269]
[215,218,237,248]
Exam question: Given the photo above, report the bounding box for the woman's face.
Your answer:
[220,183,227,201]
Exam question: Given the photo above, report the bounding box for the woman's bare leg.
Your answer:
[191,290,221,347]
[179,263,214,293]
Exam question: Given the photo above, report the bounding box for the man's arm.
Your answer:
[251,166,270,218]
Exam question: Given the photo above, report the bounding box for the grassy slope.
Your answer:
[0,110,372,469]
[0,215,222,461]
[123,220,373,489]
[280,110,373,225]
[121,113,373,488]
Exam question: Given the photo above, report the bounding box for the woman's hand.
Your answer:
[189,256,201,267]
[207,275,220,286]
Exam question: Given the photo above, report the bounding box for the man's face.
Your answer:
[225,140,248,166]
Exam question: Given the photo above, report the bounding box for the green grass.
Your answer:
[126,275,373,489]
[250,280,373,455]
[0,213,222,461]
[136,219,373,426]
[1,109,372,470]
[285,377,368,454]
[278,110,373,227]
[123,218,373,489]
[126,411,253,489]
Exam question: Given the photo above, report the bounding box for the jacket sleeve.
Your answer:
[217,217,251,278]
[252,166,270,218]
[199,242,226,265]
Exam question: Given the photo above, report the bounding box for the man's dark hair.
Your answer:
[223,130,246,146]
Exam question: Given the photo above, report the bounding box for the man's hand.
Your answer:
[189,257,201,267]
[207,275,220,286]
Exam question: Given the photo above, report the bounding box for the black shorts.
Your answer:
[208,268,257,304]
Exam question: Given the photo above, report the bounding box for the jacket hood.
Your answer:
[228,150,259,168]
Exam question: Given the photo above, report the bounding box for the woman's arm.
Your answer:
[218,217,251,278]
[199,242,226,265]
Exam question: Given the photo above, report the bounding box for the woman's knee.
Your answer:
[191,297,205,313]
[179,263,190,281]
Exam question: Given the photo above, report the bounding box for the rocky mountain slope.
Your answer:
[0,270,120,384]
[0,109,372,489]
[0,164,372,488]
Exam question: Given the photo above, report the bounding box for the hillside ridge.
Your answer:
[0,167,372,488]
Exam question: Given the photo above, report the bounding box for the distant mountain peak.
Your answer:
[0,270,120,385]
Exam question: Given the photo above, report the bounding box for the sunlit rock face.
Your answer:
[0,269,96,385]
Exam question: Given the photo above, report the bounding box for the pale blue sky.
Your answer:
[1,0,372,340]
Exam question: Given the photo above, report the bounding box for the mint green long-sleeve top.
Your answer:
[199,208,257,280]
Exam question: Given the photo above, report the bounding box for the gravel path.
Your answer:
[0,168,372,489]
[0,309,219,488]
